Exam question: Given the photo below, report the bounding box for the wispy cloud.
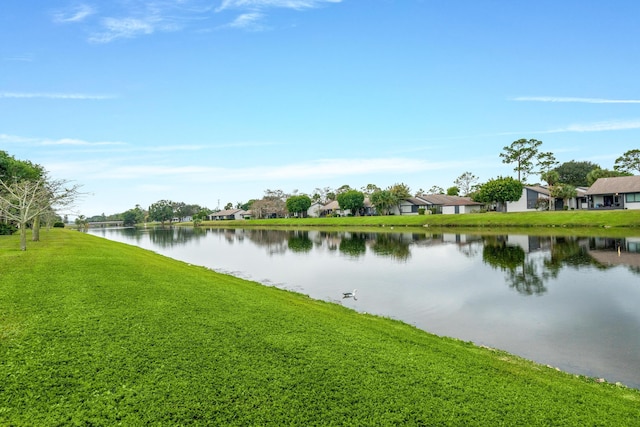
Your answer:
[41,138,127,147]
[0,133,126,147]
[0,92,117,100]
[496,119,640,137]
[2,54,34,62]
[513,96,640,104]
[217,0,342,12]
[52,0,343,42]
[53,4,96,23]
[222,12,266,30]
[216,0,342,30]
[89,17,157,43]
[548,119,640,133]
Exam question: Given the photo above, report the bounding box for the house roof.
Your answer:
[210,209,243,216]
[524,185,550,196]
[322,200,339,210]
[321,198,373,210]
[585,176,640,195]
[405,197,429,205]
[417,194,483,206]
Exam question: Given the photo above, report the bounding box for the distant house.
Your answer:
[569,187,589,210]
[417,194,484,215]
[390,197,430,216]
[307,201,324,218]
[320,200,341,216]
[505,185,550,212]
[441,197,484,214]
[320,198,375,216]
[585,176,640,210]
[208,209,247,220]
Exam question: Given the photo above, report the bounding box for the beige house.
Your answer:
[585,176,640,209]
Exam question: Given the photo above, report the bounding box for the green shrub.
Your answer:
[53,222,65,228]
[0,223,17,235]
[418,208,426,215]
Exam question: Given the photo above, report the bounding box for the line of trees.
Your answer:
[135,144,639,222]
[0,150,82,250]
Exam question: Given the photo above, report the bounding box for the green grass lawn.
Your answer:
[197,209,640,231]
[1,229,639,425]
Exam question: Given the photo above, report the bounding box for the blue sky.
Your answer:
[2,0,640,216]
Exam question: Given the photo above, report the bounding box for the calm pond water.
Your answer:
[89,227,640,389]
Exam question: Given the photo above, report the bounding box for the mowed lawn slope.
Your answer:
[1,230,639,425]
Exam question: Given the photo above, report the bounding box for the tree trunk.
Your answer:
[32,216,40,241]
[19,223,27,251]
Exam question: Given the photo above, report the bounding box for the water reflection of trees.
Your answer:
[483,242,547,296]
[201,229,416,260]
[143,226,207,248]
[339,233,367,257]
[119,228,640,277]
[288,231,313,253]
[370,234,411,261]
[481,235,640,296]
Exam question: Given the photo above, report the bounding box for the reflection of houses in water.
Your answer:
[442,234,483,244]
[505,235,551,253]
[587,237,640,269]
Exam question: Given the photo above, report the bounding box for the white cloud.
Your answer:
[513,96,640,104]
[89,17,156,43]
[53,4,95,23]
[0,92,117,100]
[552,120,640,133]
[222,12,266,30]
[0,133,126,147]
[49,0,342,42]
[41,138,127,147]
[217,0,342,12]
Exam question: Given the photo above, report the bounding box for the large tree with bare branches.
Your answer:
[0,177,82,250]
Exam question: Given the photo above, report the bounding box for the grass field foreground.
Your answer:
[1,229,639,425]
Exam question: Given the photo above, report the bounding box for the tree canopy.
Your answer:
[337,190,365,215]
[499,138,542,182]
[614,149,640,174]
[473,177,523,211]
[369,190,395,215]
[148,200,174,226]
[554,160,600,187]
[454,171,479,196]
[286,195,312,217]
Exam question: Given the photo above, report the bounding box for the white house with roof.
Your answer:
[389,195,483,215]
[307,201,324,218]
[585,176,640,210]
[418,194,484,214]
[208,209,247,220]
[505,185,550,212]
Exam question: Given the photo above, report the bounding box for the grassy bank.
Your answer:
[1,230,639,425]
[196,209,640,230]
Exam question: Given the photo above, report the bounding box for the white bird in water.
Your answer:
[342,289,357,300]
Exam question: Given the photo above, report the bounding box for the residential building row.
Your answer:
[207,175,640,220]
